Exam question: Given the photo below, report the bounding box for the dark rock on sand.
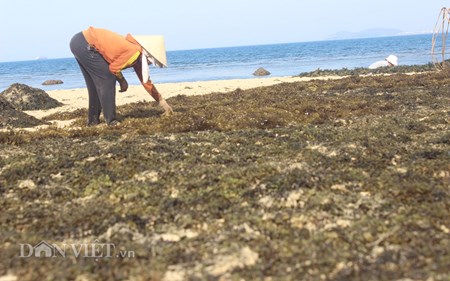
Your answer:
[0,83,63,111]
[253,67,271,76]
[0,96,46,128]
[42,79,64,85]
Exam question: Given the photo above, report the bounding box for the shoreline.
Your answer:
[7,71,424,132]
[24,75,343,120]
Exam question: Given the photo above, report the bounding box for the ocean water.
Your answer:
[0,34,438,92]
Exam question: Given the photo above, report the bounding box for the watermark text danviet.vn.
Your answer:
[19,240,135,259]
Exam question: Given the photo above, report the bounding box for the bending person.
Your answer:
[369,55,398,70]
[70,26,173,126]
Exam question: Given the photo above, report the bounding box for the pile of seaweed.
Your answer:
[1,83,62,111]
[0,96,45,129]
[298,62,438,77]
[0,71,449,281]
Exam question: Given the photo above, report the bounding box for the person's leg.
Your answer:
[70,32,118,125]
[70,32,102,124]
[77,60,101,124]
[91,69,117,125]
[81,52,117,125]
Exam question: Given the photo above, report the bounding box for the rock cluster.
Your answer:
[253,67,271,76]
[42,79,64,85]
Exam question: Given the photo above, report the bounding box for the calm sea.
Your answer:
[0,34,437,91]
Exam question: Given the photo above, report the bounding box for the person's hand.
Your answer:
[118,77,128,93]
[159,98,174,116]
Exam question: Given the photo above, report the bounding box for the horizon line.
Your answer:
[0,33,434,64]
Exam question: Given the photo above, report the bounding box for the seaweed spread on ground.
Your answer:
[1,83,63,111]
[0,71,449,280]
[298,62,438,77]
[0,96,46,128]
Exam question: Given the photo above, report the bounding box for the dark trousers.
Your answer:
[69,32,117,125]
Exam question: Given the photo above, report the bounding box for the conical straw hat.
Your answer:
[385,55,398,66]
[133,35,168,67]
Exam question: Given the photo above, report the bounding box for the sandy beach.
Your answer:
[23,75,339,121]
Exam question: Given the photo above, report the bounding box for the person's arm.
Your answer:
[116,72,128,93]
[111,51,141,92]
[133,57,174,115]
[369,60,389,69]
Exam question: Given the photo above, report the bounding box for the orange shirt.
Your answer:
[82,26,141,75]
[83,27,160,101]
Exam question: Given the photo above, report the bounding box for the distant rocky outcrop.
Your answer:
[42,80,64,85]
[0,96,46,128]
[326,28,404,40]
[0,83,63,111]
[253,67,271,76]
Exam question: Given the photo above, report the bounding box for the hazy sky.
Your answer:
[0,0,445,62]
